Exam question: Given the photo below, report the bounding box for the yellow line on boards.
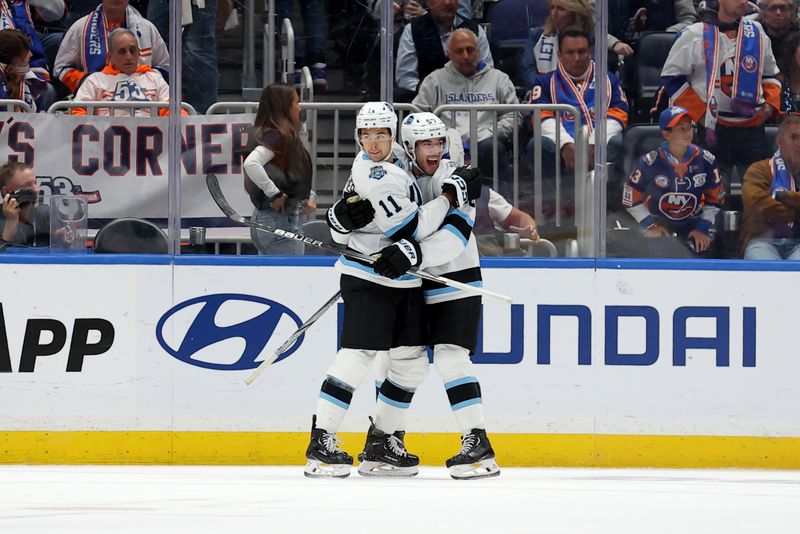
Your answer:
[2,432,800,468]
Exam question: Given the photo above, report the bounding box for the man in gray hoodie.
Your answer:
[413,28,520,200]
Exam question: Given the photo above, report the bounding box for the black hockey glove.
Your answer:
[327,192,375,233]
[373,238,422,279]
[442,166,483,208]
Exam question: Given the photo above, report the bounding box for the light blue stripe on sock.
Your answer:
[451,397,483,411]
[320,392,349,409]
[445,376,478,389]
[378,392,410,409]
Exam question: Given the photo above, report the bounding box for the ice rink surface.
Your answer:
[2,466,800,533]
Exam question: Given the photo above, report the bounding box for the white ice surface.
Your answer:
[2,466,800,533]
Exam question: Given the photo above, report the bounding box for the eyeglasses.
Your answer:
[359,133,391,142]
[763,4,793,12]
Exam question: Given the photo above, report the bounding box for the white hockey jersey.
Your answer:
[414,159,481,304]
[332,152,452,288]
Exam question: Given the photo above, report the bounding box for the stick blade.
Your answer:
[206,173,246,223]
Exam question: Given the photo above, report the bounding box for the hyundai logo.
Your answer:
[156,294,304,370]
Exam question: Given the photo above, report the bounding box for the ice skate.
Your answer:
[357,424,419,477]
[357,417,412,463]
[446,428,501,480]
[303,415,353,478]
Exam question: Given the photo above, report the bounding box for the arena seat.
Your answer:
[93,218,169,254]
[609,124,663,212]
[486,0,548,43]
[633,32,677,122]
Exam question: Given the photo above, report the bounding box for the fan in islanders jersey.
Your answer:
[623,106,725,255]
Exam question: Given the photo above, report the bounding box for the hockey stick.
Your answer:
[206,174,512,303]
[244,290,341,385]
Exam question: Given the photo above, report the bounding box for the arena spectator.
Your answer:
[781,31,800,113]
[148,0,217,113]
[621,106,724,258]
[0,1,55,103]
[753,0,799,74]
[413,28,519,200]
[273,0,328,90]
[54,0,168,95]
[662,0,781,187]
[244,83,315,255]
[520,0,633,92]
[27,0,67,69]
[71,28,171,117]
[529,27,628,175]
[608,0,696,48]
[395,0,493,101]
[0,28,47,111]
[0,1,54,74]
[0,160,49,248]
[740,115,800,258]
[369,0,427,44]
[473,184,540,256]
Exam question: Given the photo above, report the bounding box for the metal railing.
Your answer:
[0,99,34,112]
[205,100,591,255]
[299,102,421,198]
[242,0,258,94]
[430,103,588,247]
[280,18,295,85]
[264,0,276,87]
[48,101,198,115]
[206,101,259,114]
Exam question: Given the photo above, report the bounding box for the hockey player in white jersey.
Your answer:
[304,102,483,478]
[333,112,500,479]
[388,112,499,479]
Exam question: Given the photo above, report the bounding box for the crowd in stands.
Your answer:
[5,0,800,260]
[0,0,215,113]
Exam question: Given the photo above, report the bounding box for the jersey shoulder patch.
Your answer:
[643,150,658,166]
[369,165,387,180]
[702,149,716,164]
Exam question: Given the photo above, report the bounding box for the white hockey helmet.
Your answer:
[355,101,398,149]
[400,112,449,169]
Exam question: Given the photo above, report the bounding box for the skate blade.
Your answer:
[448,458,501,480]
[357,460,419,477]
[304,459,351,478]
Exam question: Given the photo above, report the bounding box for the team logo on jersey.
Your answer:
[156,294,303,370]
[369,166,387,180]
[655,175,669,188]
[693,173,707,187]
[659,192,698,220]
[114,80,150,102]
[741,55,757,73]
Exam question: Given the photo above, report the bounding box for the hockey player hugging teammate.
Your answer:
[312,108,499,480]
[303,103,484,478]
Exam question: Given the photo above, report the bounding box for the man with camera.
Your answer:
[0,161,49,248]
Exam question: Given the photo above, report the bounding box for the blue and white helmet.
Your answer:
[400,112,449,168]
[355,101,398,149]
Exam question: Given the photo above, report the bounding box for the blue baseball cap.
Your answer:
[659,106,691,131]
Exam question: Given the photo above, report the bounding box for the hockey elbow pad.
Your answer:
[373,238,422,279]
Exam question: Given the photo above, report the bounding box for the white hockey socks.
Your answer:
[434,344,486,433]
[374,346,428,434]
[315,348,374,431]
